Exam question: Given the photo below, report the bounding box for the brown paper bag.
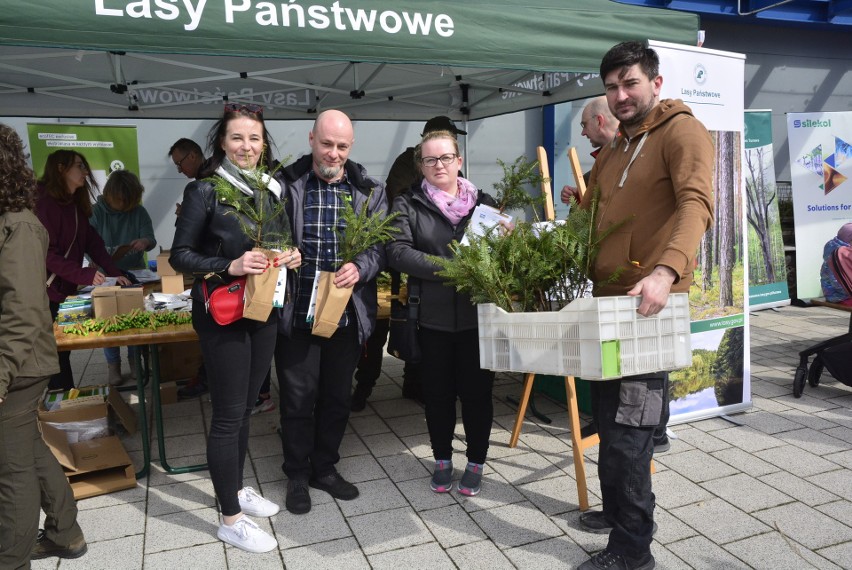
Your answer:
[243,248,281,322]
[311,270,353,338]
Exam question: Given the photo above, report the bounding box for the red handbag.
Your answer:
[202,277,247,326]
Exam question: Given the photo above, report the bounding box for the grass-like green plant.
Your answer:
[432,188,625,313]
[209,150,292,250]
[335,190,400,266]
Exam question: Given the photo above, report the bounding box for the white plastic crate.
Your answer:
[477,294,692,380]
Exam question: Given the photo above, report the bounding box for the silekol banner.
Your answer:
[27,124,139,194]
[745,110,790,310]
[786,111,852,300]
[650,40,750,424]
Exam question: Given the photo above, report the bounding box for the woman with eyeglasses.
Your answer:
[35,150,131,391]
[386,129,498,497]
[170,103,301,553]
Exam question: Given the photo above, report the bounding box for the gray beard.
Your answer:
[317,163,343,181]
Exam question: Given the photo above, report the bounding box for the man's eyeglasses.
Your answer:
[420,153,459,167]
[224,102,264,114]
[173,153,192,170]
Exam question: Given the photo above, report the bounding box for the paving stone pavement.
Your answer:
[33,304,852,569]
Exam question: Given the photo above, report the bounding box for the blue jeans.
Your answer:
[593,373,667,559]
[103,345,139,365]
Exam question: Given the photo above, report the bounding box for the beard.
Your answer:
[317,162,343,181]
[616,97,656,129]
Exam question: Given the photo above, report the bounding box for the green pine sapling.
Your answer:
[209,149,292,251]
[335,190,400,267]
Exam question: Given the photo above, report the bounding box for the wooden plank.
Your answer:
[568,147,587,200]
[55,323,197,351]
[536,146,555,222]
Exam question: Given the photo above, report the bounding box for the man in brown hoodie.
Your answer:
[573,42,714,570]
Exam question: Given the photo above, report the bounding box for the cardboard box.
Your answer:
[159,381,178,405]
[40,386,137,436]
[156,250,177,276]
[40,423,136,500]
[158,341,203,381]
[91,286,145,319]
[160,274,186,294]
[39,387,138,500]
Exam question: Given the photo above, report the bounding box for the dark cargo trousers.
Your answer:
[0,377,83,569]
[591,373,667,560]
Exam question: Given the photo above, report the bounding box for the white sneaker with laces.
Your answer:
[217,516,277,553]
[238,486,280,517]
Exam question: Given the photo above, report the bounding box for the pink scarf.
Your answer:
[423,177,478,225]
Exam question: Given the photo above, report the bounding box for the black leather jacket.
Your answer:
[386,184,497,333]
[169,174,290,304]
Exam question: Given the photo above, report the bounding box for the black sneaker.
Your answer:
[309,471,359,501]
[578,549,655,570]
[31,530,88,560]
[653,438,671,454]
[579,511,658,536]
[285,478,311,515]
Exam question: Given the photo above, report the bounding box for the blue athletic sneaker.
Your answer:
[457,462,484,496]
[430,460,453,493]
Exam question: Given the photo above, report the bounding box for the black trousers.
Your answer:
[276,324,361,480]
[48,301,74,391]
[418,327,494,464]
[353,316,389,387]
[593,373,666,559]
[353,316,421,391]
[192,301,278,516]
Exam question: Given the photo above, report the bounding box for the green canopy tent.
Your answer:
[0,0,698,120]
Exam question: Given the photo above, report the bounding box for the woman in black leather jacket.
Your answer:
[170,104,301,554]
[386,130,497,498]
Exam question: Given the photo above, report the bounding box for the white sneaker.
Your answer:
[217,516,278,553]
[238,487,280,517]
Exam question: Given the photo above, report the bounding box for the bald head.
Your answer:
[310,110,355,182]
[580,96,619,148]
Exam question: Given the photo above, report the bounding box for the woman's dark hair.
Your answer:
[600,41,660,83]
[103,170,144,212]
[203,105,276,177]
[0,124,37,214]
[38,149,98,218]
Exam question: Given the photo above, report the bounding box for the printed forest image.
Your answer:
[745,141,787,289]
[691,131,745,320]
[670,326,745,416]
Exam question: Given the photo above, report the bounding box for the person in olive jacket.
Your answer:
[386,130,498,498]
[0,124,87,568]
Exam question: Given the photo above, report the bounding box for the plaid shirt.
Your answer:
[293,171,353,329]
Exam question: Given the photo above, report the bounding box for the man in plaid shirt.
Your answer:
[275,110,388,515]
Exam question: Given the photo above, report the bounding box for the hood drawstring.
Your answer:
[617,132,649,188]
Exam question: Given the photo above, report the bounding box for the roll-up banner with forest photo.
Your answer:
[745,110,790,311]
[650,40,751,424]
